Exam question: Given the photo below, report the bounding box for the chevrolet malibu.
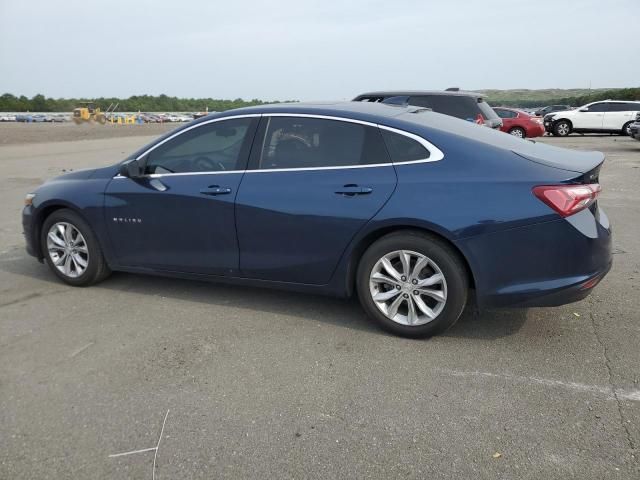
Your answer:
[22,102,612,337]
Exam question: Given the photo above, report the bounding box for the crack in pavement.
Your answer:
[588,296,637,456]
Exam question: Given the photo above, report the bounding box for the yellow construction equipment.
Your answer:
[72,102,108,124]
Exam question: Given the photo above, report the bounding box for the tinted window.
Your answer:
[144,118,253,174]
[608,102,640,112]
[258,117,388,169]
[380,129,429,162]
[585,103,609,112]
[409,95,486,120]
[495,109,517,119]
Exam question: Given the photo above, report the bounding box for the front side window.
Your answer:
[495,109,516,119]
[584,103,608,113]
[258,117,388,169]
[144,118,254,174]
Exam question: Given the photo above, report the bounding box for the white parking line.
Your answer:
[438,368,640,402]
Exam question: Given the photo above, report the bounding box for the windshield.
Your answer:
[478,100,500,120]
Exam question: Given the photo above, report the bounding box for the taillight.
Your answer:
[533,184,601,217]
[530,117,543,124]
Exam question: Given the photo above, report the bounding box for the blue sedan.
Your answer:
[22,102,612,337]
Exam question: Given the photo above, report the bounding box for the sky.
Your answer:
[1,0,638,101]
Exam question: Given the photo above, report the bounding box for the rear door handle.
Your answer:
[335,184,373,196]
[200,185,232,196]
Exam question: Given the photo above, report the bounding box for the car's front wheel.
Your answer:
[41,209,111,286]
[356,231,468,338]
[553,120,572,137]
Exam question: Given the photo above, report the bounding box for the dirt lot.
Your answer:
[0,121,177,145]
[0,127,639,479]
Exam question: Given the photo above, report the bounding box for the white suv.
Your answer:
[544,100,640,137]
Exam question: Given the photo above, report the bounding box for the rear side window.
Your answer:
[258,117,389,170]
[380,129,429,162]
[608,102,640,112]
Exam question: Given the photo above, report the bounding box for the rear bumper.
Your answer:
[456,209,612,309]
[629,123,640,140]
[526,123,546,138]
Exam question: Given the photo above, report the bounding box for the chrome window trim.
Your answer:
[113,112,444,179]
[134,113,262,161]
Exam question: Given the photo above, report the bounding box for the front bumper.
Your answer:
[22,205,41,259]
[629,123,640,140]
[544,119,555,133]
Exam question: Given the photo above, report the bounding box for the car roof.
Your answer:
[197,101,427,123]
[355,90,486,98]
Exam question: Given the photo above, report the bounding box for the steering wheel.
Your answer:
[193,156,226,172]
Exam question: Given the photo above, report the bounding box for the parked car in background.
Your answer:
[22,102,611,338]
[353,90,502,129]
[629,113,640,141]
[544,100,640,137]
[31,114,48,122]
[0,114,17,122]
[535,105,571,117]
[493,107,545,138]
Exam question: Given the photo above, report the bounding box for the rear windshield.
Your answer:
[408,95,499,121]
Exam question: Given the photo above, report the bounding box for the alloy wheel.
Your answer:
[47,222,89,278]
[510,128,524,138]
[369,250,447,326]
[556,122,570,136]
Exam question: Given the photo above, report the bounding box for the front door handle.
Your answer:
[335,184,373,196]
[200,185,232,196]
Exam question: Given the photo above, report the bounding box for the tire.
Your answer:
[621,121,632,136]
[553,120,571,137]
[41,209,111,286]
[356,231,468,338]
[508,127,526,138]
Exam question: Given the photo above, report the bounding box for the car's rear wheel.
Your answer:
[356,231,468,338]
[553,120,571,137]
[621,121,632,136]
[41,209,111,286]
[508,127,526,138]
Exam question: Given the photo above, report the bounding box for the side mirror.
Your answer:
[119,159,142,178]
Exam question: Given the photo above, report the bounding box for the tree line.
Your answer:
[0,93,294,112]
[2,88,639,112]
[487,87,640,108]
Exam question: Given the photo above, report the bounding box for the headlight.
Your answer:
[24,193,36,206]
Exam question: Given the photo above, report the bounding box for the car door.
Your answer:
[602,102,635,130]
[235,115,397,284]
[574,102,607,129]
[104,116,259,275]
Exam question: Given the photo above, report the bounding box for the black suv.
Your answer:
[534,105,571,117]
[353,90,502,129]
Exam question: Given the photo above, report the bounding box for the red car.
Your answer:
[493,107,545,138]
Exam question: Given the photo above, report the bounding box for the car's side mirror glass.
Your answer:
[119,159,142,178]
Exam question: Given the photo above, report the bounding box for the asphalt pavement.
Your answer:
[1,132,638,479]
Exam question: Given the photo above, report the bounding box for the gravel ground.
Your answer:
[0,121,178,145]
[0,129,638,479]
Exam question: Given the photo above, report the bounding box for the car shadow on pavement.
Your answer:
[1,257,527,340]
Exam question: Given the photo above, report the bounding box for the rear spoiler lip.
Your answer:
[512,149,605,175]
